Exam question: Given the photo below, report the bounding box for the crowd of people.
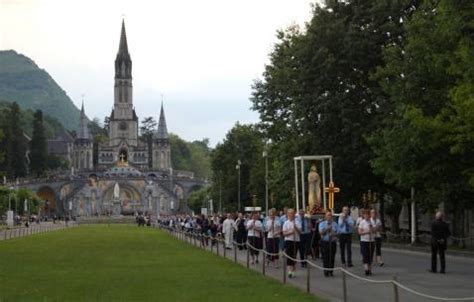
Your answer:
[158,206,388,278]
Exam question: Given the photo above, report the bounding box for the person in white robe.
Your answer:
[222,213,235,249]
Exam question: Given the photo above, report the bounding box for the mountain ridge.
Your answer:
[0,50,81,130]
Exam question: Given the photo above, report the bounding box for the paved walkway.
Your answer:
[166,230,474,302]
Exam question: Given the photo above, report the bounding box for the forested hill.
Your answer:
[0,50,80,130]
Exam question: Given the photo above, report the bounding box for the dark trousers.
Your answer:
[299,233,310,263]
[339,233,352,265]
[285,240,299,266]
[266,237,279,261]
[361,241,375,265]
[236,230,247,250]
[311,231,320,258]
[431,241,446,272]
[321,241,337,275]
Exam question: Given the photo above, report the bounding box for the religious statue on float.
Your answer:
[307,164,325,214]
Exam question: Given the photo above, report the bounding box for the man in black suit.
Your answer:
[430,211,450,274]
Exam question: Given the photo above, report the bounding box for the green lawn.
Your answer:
[0,225,321,302]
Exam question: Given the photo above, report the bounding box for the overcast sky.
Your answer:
[0,0,315,145]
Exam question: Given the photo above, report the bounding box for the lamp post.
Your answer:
[262,149,268,215]
[8,186,13,211]
[236,160,241,212]
[219,173,222,214]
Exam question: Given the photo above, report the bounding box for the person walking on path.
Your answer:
[338,206,354,267]
[265,208,281,268]
[235,213,247,250]
[222,213,235,249]
[297,209,312,268]
[370,209,384,266]
[246,212,263,265]
[430,211,450,274]
[319,211,339,277]
[358,209,376,276]
[283,209,302,278]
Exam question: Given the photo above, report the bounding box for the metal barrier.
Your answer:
[0,223,77,241]
[158,225,474,302]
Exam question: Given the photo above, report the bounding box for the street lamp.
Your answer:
[236,160,241,212]
[263,149,269,215]
[219,172,222,215]
[8,186,13,211]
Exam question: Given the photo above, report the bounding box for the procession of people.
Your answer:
[156,204,407,279]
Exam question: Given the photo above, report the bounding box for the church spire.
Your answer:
[155,101,169,140]
[115,19,132,79]
[77,97,91,140]
[118,19,129,57]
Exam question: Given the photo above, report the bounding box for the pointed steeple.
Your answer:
[118,19,129,57]
[77,98,91,140]
[155,102,169,140]
[115,19,132,79]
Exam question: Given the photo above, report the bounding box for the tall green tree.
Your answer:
[169,134,212,179]
[251,0,418,209]
[6,102,27,178]
[0,120,6,178]
[369,0,474,237]
[140,116,157,168]
[210,123,264,211]
[30,110,48,177]
[88,117,107,137]
[89,117,108,168]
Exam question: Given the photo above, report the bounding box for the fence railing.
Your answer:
[157,225,474,302]
[0,223,77,241]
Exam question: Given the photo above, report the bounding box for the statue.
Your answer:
[308,164,323,214]
[113,182,120,200]
[148,194,152,210]
[112,182,122,217]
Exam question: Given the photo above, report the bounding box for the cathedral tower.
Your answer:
[152,103,171,170]
[109,19,139,147]
[73,101,93,170]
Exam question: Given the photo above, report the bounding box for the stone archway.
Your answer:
[102,183,142,215]
[37,186,57,215]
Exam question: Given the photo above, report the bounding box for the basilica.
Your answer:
[41,20,203,218]
[72,20,171,172]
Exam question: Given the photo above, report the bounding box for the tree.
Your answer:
[103,116,110,133]
[187,187,211,213]
[251,0,418,209]
[0,186,41,216]
[88,117,107,137]
[89,117,108,168]
[6,102,27,178]
[30,110,48,177]
[210,123,264,211]
[168,134,212,179]
[140,116,157,168]
[0,127,5,178]
[369,0,474,238]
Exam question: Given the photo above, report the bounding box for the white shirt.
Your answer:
[246,219,263,238]
[359,219,375,242]
[370,217,382,238]
[265,217,282,238]
[356,217,363,229]
[283,220,302,242]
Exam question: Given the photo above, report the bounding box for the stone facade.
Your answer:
[38,20,202,217]
[67,20,171,172]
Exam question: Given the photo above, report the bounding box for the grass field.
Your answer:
[0,225,321,302]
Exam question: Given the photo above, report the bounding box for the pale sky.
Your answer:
[0,0,315,145]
